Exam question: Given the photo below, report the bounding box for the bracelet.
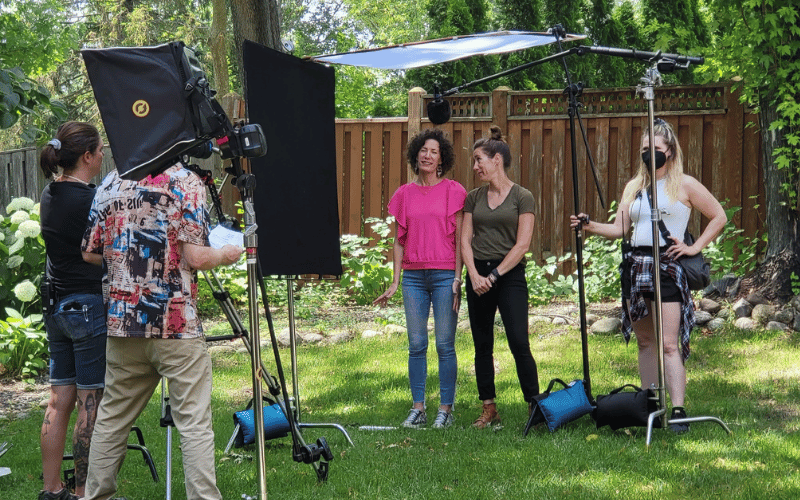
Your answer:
[453,277,463,284]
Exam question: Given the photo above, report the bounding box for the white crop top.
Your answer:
[629,178,691,247]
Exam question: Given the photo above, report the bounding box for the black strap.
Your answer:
[608,384,643,395]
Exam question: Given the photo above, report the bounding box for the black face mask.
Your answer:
[642,150,668,170]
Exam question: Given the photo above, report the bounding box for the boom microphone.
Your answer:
[427,85,451,125]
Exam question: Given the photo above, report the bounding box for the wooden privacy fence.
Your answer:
[337,83,764,264]
[2,83,762,266]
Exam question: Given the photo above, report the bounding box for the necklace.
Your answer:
[58,174,90,185]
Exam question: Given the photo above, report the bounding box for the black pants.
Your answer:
[466,260,539,403]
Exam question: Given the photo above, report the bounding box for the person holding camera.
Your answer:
[570,118,726,433]
[81,164,242,500]
[373,128,466,429]
[37,121,107,500]
[462,126,540,429]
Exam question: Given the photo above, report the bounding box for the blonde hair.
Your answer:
[621,118,684,205]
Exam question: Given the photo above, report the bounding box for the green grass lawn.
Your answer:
[2,306,799,500]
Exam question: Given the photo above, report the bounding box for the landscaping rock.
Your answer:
[529,315,551,326]
[458,319,471,330]
[716,307,731,320]
[698,298,722,314]
[585,313,599,325]
[384,324,406,335]
[791,294,800,312]
[732,298,753,319]
[773,307,794,325]
[734,317,757,330]
[277,327,302,347]
[795,314,800,333]
[361,329,383,339]
[552,317,568,326]
[590,317,622,335]
[236,347,249,355]
[751,304,775,325]
[707,318,726,331]
[694,310,713,326]
[300,333,324,344]
[766,321,788,332]
[746,292,769,306]
[323,332,352,345]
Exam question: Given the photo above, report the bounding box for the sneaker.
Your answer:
[669,407,690,434]
[431,410,454,429]
[37,489,79,500]
[401,408,427,428]
[472,403,501,429]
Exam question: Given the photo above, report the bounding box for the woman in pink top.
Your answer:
[374,129,467,429]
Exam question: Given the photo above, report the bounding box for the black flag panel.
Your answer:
[243,41,342,277]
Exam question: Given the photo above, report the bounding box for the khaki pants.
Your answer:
[85,337,222,500]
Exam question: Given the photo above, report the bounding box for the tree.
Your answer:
[0,0,72,140]
[229,0,282,92]
[703,0,800,302]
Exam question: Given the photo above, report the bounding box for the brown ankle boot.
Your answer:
[472,403,501,429]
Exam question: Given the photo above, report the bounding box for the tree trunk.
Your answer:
[229,0,282,93]
[738,92,800,303]
[210,0,230,97]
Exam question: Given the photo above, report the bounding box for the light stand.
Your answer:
[634,64,732,446]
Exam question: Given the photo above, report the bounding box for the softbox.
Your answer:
[243,41,342,277]
[82,42,208,180]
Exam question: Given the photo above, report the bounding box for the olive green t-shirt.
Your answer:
[464,183,535,261]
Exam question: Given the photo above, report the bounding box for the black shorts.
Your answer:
[621,249,683,303]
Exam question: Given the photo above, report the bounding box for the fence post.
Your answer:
[492,86,510,134]
[407,87,424,179]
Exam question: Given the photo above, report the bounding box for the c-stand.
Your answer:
[177,159,344,497]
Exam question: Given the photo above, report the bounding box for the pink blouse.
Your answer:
[387,178,467,270]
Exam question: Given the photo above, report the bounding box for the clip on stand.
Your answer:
[633,61,731,446]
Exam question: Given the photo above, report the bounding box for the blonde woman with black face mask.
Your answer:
[570,118,726,433]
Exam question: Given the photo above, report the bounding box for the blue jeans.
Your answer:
[402,269,458,407]
[45,293,107,389]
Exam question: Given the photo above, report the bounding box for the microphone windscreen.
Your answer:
[427,98,451,125]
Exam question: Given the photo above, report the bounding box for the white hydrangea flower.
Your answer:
[10,210,30,225]
[14,230,22,239]
[6,197,35,213]
[0,214,4,224]
[0,232,5,242]
[14,280,38,303]
[18,219,41,238]
[33,202,40,215]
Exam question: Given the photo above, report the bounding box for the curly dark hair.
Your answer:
[406,128,455,177]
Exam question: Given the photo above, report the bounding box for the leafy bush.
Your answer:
[339,217,395,305]
[703,203,764,280]
[0,197,48,380]
[0,197,45,316]
[0,309,47,382]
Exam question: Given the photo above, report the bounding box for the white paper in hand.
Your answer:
[209,225,244,249]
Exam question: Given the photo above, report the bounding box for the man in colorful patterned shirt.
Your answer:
[81,164,242,500]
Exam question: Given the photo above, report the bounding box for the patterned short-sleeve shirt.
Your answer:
[82,164,209,339]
